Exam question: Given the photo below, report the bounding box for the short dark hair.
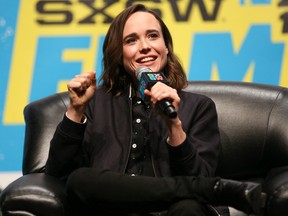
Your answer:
[100,4,188,95]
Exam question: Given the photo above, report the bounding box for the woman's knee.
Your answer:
[66,167,104,198]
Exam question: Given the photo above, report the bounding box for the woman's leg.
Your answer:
[66,168,264,215]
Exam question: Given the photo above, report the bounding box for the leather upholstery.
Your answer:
[1,81,288,216]
[185,81,288,179]
[22,92,69,174]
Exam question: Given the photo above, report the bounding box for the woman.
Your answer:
[45,4,264,216]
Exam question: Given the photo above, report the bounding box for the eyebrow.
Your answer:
[123,29,160,41]
[123,33,137,42]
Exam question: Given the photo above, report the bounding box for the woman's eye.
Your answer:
[125,38,136,44]
[148,33,159,39]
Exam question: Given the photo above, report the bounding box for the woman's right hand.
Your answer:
[66,71,96,122]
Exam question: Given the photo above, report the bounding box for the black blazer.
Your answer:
[46,86,220,179]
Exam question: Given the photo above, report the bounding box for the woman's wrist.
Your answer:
[66,104,86,123]
[166,118,186,147]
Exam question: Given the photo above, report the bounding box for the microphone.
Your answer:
[136,66,177,118]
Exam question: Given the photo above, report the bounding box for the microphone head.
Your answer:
[136,66,153,80]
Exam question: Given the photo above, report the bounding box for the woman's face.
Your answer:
[122,11,168,78]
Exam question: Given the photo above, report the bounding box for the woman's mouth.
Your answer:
[137,56,156,63]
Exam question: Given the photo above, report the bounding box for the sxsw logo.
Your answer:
[35,0,224,24]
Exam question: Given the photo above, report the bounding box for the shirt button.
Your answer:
[131,174,136,176]
[132,143,137,149]
[136,118,141,123]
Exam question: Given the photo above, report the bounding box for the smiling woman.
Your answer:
[122,12,168,77]
[101,4,188,96]
[40,4,266,216]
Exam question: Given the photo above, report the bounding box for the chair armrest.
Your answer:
[263,166,288,216]
[0,173,68,216]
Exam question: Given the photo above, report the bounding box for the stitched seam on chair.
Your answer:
[263,88,284,163]
[6,210,36,215]
[2,193,66,215]
[58,92,69,109]
[207,205,221,216]
[264,89,285,214]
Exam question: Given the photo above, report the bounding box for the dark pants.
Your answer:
[66,168,228,216]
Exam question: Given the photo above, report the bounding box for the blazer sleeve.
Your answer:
[168,95,220,177]
[45,115,87,179]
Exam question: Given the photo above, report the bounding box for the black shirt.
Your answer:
[125,96,154,177]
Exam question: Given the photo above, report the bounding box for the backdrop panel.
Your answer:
[1,0,287,172]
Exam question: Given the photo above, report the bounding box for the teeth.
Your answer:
[140,57,154,62]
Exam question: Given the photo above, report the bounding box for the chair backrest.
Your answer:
[23,92,69,174]
[186,81,288,179]
[22,81,288,181]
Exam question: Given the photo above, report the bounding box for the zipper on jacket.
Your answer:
[122,84,134,174]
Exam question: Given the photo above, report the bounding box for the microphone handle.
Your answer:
[157,99,177,118]
[137,70,177,118]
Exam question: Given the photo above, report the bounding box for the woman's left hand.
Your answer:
[144,82,186,146]
[144,82,180,114]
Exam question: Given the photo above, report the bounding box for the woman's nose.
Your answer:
[139,39,151,53]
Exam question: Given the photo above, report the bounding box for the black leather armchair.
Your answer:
[1,81,288,216]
